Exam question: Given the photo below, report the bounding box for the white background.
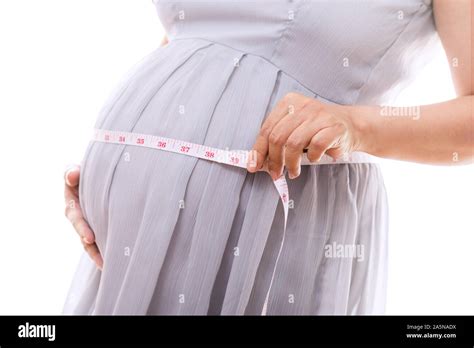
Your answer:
[0,0,472,315]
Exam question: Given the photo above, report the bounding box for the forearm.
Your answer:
[352,96,474,165]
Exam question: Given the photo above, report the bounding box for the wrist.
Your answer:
[348,105,380,154]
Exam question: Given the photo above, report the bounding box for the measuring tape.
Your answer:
[91,128,376,314]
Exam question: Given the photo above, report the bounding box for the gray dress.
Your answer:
[63,0,438,315]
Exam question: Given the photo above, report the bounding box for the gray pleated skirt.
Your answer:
[63,38,389,315]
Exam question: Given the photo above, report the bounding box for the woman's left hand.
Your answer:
[247,92,362,180]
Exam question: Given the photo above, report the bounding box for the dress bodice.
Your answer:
[154,0,438,105]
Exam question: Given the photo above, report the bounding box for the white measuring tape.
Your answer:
[92,128,376,314]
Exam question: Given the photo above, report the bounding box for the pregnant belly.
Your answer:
[78,38,317,256]
[71,38,391,315]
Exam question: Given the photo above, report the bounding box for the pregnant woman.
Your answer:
[63,0,473,315]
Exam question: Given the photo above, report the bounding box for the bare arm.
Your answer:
[352,0,473,165]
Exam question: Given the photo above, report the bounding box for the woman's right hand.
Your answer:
[64,165,103,270]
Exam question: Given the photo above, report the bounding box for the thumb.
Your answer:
[64,165,80,187]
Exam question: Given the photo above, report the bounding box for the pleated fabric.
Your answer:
[63,0,438,315]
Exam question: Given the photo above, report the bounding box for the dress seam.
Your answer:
[170,37,342,105]
[269,1,303,62]
[353,3,426,104]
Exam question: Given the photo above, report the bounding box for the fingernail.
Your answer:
[247,160,257,171]
[82,236,92,244]
[64,165,78,186]
[65,173,72,186]
[247,150,257,169]
[96,258,103,271]
[65,164,77,172]
[290,168,301,179]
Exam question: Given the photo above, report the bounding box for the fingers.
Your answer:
[284,120,318,179]
[64,165,96,244]
[306,125,344,163]
[267,113,306,180]
[248,93,351,181]
[267,101,327,180]
[64,198,95,244]
[65,165,80,187]
[81,239,103,270]
[71,212,96,244]
[247,93,302,173]
[64,165,103,270]
[247,134,268,173]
